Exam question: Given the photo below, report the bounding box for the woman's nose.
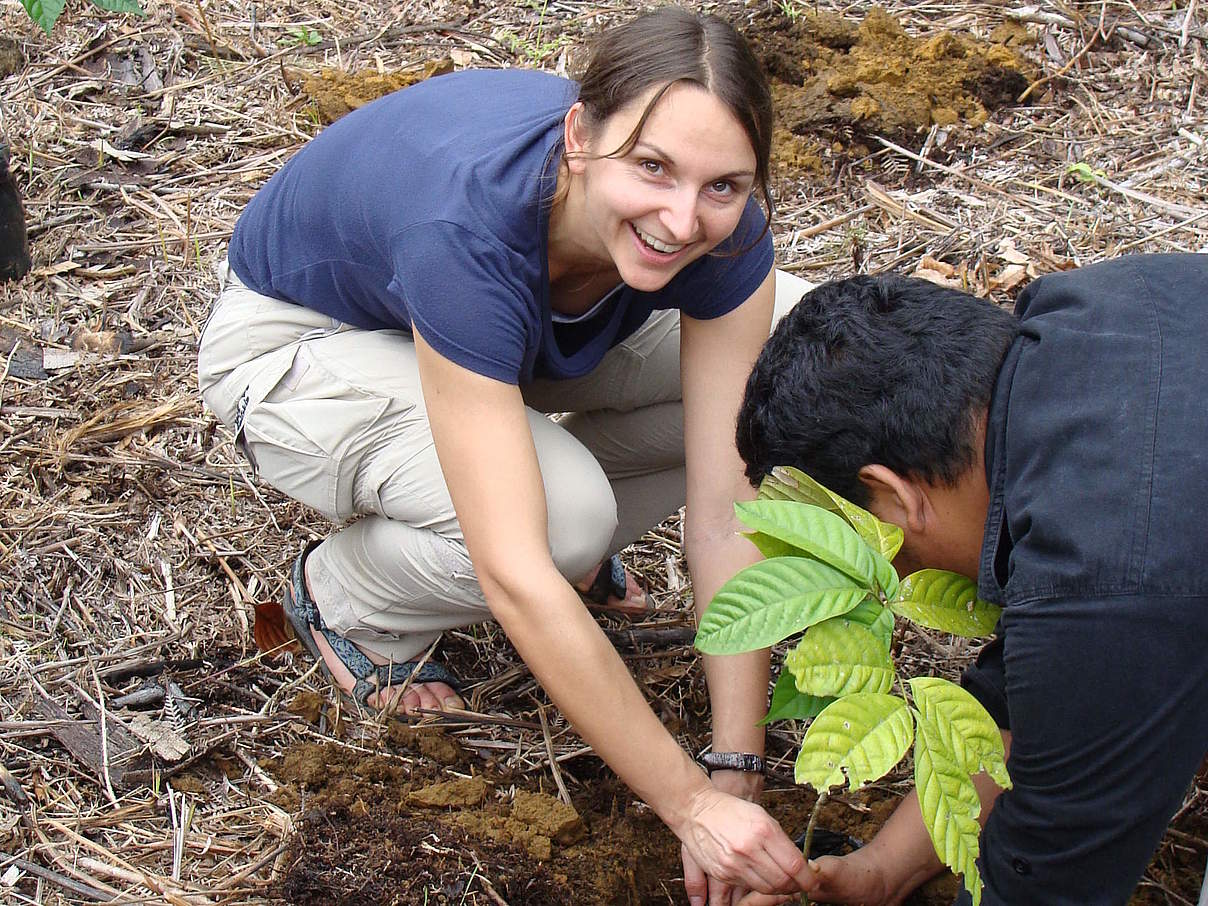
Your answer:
[659,187,699,243]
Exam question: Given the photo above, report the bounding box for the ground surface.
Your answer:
[1,1,1206,904]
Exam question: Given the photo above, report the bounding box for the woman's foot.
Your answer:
[295,551,464,715]
[308,625,464,714]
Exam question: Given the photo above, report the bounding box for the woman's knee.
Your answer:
[529,411,618,579]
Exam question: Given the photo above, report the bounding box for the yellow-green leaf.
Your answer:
[795,693,913,792]
[891,570,1001,637]
[785,619,894,697]
[695,558,867,655]
[909,678,1011,790]
[759,465,904,560]
[736,500,898,597]
[913,709,984,905]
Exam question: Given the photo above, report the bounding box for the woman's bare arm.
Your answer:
[413,327,810,900]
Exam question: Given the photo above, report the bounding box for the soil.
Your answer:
[742,7,1035,172]
[265,732,963,906]
[293,58,455,124]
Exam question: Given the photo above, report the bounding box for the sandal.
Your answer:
[281,541,462,708]
[579,553,656,616]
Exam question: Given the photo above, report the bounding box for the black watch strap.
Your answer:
[699,751,765,774]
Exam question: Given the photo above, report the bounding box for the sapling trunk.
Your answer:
[800,789,829,906]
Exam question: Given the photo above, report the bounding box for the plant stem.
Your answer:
[800,789,829,906]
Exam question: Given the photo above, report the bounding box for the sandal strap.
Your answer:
[583,553,627,604]
[350,660,462,704]
[288,542,463,704]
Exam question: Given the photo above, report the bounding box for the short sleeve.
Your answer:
[670,197,774,320]
[391,220,538,384]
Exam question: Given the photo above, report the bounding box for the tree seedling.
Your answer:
[695,466,1009,905]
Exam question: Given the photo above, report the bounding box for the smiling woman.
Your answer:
[197,7,815,904]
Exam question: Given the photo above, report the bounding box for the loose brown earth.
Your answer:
[2,1,1206,904]
[262,730,963,906]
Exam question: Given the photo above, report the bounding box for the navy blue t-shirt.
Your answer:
[228,69,774,384]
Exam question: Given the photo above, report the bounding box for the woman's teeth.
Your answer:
[634,226,684,254]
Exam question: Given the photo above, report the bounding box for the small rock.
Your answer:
[0,38,23,80]
[406,776,487,809]
[0,143,31,283]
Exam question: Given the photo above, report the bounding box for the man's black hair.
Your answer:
[736,274,1019,506]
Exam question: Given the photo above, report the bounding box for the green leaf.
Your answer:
[22,0,66,34]
[1066,161,1105,184]
[759,465,904,561]
[736,499,899,597]
[761,669,832,725]
[795,693,914,793]
[891,570,1001,637]
[695,558,867,655]
[909,677,1011,789]
[89,0,145,13]
[785,619,894,697]
[844,597,895,651]
[913,709,984,905]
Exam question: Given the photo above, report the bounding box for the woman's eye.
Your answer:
[640,160,663,175]
[709,180,734,196]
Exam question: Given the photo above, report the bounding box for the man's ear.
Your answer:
[563,102,589,174]
[857,464,929,533]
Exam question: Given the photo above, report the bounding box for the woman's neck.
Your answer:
[546,168,617,292]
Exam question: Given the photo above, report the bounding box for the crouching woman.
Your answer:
[199,8,814,903]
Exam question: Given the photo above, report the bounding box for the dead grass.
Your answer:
[1,0,1206,903]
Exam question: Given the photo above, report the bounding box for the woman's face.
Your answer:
[564,81,758,293]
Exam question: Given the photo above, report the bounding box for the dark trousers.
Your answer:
[959,593,1208,904]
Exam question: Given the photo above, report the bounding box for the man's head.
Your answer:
[736,273,1019,575]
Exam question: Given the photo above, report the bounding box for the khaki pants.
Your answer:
[198,261,813,662]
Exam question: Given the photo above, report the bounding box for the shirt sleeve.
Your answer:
[390,220,536,384]
[670,196,775,320]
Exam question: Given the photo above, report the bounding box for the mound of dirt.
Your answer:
[266,736,966,905]
[291,58,454,124]
[267,737,683,905]
[746,6,1035,171]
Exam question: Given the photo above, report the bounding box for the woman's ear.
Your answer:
[563,102,590,174]
[857,464,928,534]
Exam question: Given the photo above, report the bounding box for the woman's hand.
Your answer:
[677,786,811,906]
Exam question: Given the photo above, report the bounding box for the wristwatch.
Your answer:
[699,751,766,775]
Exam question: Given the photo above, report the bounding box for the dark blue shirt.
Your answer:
[967,254,1208,727]
[228,69,774,384]
[978,253,1208,607]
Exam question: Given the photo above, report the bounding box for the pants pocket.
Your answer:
[239,344,390,521]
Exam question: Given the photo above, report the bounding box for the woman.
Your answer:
[199,8,812,903]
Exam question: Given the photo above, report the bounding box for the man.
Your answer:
[734,255,1208,905]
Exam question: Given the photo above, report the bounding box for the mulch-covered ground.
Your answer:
[1,0,1206,903]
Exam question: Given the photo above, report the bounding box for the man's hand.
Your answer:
[736,849,893,906]
[676,786,811,906]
